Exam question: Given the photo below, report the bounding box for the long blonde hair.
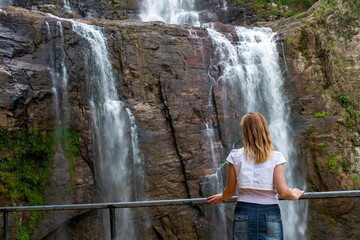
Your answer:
[241,112,273,164]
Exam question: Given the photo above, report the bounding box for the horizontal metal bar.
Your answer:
[0,190,359,212]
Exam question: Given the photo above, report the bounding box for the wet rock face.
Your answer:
[196,0,257,25]
[11,0,257,25]
[1,1,360,239]
[11,0,139,19]
[0,7,97,239]
[0,7,231,239]
[274,1,360,239]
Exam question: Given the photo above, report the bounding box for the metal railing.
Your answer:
[1,190,360,240]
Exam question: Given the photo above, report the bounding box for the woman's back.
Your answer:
[207,112,304,240]
[227,148,287,204]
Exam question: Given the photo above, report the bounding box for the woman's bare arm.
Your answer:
[207,163,237,205]
[274,164,304,200]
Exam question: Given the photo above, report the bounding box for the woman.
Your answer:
[207,112,304,240]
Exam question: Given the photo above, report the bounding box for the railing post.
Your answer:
[3,210,9,240]
[109,207,116,240]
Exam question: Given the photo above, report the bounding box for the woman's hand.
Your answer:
[206,194,223,205]
[290,188,304,200]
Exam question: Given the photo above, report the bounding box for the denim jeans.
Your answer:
[233,202,283,240]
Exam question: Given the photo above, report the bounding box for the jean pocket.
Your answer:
[233,213,248,234]
[265,214,282,239]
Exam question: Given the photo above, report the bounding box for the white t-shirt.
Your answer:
[226,148,286,204]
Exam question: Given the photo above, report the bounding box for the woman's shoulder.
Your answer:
[230,148,244,155]
[271,151,286,164]
[272,151,283,157]
[227,148,244,162]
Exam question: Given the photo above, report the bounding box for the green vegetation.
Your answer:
[335,93,360,131]
[235,0,315,19]
[57,125,81,186]
[322,88,333,93]
[311,183,318,191]
[121,30,127,38]
[109,23,117,27]
[327,216,336,229]
[34,40,42,49]
[328,152,339,173]
[114,3,121,10]
[40,6,52,13]
[330,44,339,52]
[285,36,293,45]
[315,0,360,40]
[304,129,312,136]
[0,124,81,239]
[297,29,311,63]
[317,142,325,148]
[354,175,360,189]
[313,111,333,118]
[336,93,354,109]
[312,142,325,153]
[0,125,55,239]
[295,11,307,19]
[342,160,349,173]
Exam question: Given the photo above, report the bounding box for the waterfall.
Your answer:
[126,108,145,202]
[47,21,69,130]
[219,0,227,9]
[139,0,200,26]
[139,1,307,239]
[0,0,12,7]
[62,0,72,12]
[207,25,308,239]
[70,21,136,239]
[203,87,229,240]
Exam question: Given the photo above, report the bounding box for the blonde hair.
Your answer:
[240,112,273,164]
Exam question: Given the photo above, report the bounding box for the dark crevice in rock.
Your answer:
[211,85,225,147]
[312,154,328,191]
[24,70,35,91]
[156,78,191,199]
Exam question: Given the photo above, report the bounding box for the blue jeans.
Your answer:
[233,202,283,240]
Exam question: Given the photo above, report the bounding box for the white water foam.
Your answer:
[140,0,200,26]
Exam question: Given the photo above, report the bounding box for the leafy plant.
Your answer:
[121,30,127,38]
[327,216,336,229]
[342,160,349,173]
[335,93,359,131]
[0,125,55,239]
[322,88,333,93]
[328,152,339,173]
[314,111,333,118]
[114,3,121,10]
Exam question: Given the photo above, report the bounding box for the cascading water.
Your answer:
[0,0,12,7]
[126,108,145,202]
[46,21,69,130]
[202,86,229,240]
[71,21,138,239]
[140,0,200,26]
[219,0,227,8]
[139,1,307,239]
[62,0,72,12]
[46,12,145,239]
[207,25,308,239]
[188,28,231,240]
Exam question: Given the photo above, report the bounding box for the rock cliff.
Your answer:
[271,0,360,238]
[0,0,359,239]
